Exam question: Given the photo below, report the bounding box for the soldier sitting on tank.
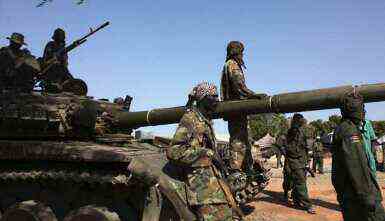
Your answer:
[0,33,38,92]
[113,95,133,112]
[41,28,74,93]
[167,82,243,221]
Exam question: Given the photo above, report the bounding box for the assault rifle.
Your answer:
[40,21,110,75]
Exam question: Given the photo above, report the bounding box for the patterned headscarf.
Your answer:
[186,82,218,108]
[226,41,245,69]
[189,82,218,101]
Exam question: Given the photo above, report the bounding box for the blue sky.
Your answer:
[1,1,385,136]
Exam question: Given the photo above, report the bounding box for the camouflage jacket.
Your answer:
[220,59,255,101]
[0,46,35,91]
[332,119,382,204]
[312,141,324,157]
[43,41,68,67]
[0,46,25,74]
[167,108,228,206]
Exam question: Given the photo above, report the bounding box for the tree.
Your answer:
[373,121,385,137]
[249,113,288,140]
[309,119,325,136]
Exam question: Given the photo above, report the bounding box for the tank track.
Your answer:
[0,165,147,221]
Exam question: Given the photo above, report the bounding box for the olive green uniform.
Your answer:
[312,141,324,174]
[167,108,235,221]
[332,119,385,221]
[284,124,312,209]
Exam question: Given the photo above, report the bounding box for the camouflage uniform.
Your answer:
[284,114,313,211]
[0,33,35,92]
[167,107,234,221]
[167,82,239,221]
[220,41,263,172]
[42,29,73,92]
[332,92,385,221]
[311,140,324,174]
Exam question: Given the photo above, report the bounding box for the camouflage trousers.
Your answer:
[312,156,324,173]
[193,204,234,221]
[341,199,385,221]
[227,116,253,172]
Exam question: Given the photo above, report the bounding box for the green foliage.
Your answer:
[37,0,86,7]
[249,113,288,140]
[309,115,342,136]
[372,121,385,136]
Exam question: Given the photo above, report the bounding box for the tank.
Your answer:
[0,91,189,221]
[1,83,385,221]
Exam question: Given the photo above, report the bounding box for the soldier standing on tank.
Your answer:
[312,136,324,174]
[41,28,74,93]
[284,113,316,214]
[220,41,267,175]
[167,82,243,221]
[332,92,385,221]
[0,33,35,92]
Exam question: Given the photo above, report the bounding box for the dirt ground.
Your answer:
[244,157,385,221]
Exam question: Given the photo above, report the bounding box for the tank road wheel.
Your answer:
[1,200,58,221]
[63,206,121,221]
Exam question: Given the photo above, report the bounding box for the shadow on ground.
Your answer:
[259,190,341,212]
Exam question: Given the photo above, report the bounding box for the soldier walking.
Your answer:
[312,136,324,174]
[284,113,315,214]
[220,41,267,174]
[167,82,243,221]
[332,92,385,221]
[41,28,74,92]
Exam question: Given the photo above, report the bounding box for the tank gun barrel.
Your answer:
[116,83,385,129]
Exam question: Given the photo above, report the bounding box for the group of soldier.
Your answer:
[0,29,76,94]
[2,30,384,220]
[166,40,385,221]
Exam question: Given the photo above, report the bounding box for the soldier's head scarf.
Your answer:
[190,82,218,101]
[226,41,246,69]
[186,82,218,107]
[52,28,66,42]
[340,91,364,124]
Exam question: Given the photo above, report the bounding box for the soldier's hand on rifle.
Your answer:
[249,93,268,99]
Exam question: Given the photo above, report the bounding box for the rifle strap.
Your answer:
[212,166,244,218]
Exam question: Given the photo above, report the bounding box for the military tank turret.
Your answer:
[1,83,385,221]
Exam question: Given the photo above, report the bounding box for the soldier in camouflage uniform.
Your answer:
[220,41,266,173]
[0,33,36,92]
[312,136,324,174]
[284,113,315,214]
[332,92,385,221]
[167,82,242,221]
[41,28,74,93]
